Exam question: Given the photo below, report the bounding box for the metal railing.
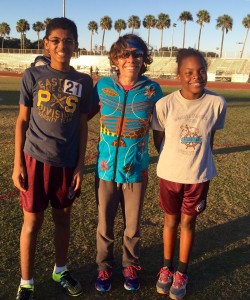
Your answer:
[0,48,249,58]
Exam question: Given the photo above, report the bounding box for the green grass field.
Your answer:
[0,77,249,299]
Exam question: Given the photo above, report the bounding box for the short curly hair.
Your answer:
[108,34,153,76]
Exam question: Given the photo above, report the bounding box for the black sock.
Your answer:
[164,259,173,271]
[177,261,188,274]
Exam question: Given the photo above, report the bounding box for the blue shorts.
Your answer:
[159,178,210,216]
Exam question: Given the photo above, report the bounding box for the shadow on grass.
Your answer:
[213,145,250,154]
[0,91,20,105]
[140,215,250,298]
[15,215,248,300]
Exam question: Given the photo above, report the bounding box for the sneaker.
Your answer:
[169,271,188,300]
[16,285,34,300]
[123,265,141,291]
[156,266,174,294]
[52,267,83,297]
[95,270,112,292]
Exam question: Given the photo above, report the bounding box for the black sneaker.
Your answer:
[52,267,83,297]
[16,285,34,300]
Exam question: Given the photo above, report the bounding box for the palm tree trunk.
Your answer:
[90,32,93,52]
[1,37,4,51]
[132,27,134,34]
[183,22,186,48]
[148,28,150,46]
[23,33,25,50]
[220,29,225,58]
[37,32,40,51]
[160,29,163,50]
[197,25,202,50]
[240,28,249,58]
[101,30,105,54]
[20,33,23,51]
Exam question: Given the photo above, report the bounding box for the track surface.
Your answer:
[0,71,249,89]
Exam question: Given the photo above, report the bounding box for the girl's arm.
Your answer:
[153,130,165,154]
[12,105,31,192]
[210,130,216,150]
[71,113,88,192]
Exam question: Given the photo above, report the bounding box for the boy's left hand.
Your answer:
[70,168,83,193]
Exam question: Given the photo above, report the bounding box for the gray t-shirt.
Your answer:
[20,65,93,167]
[152,89,227,183]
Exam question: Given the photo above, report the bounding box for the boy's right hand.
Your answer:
[12,166,27,192]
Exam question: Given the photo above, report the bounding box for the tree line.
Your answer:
[0,12,249,58]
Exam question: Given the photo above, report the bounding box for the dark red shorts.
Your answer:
[159,178,210,216]
[20,153,80,213]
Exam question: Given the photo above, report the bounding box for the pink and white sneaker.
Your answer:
[169,271,188,300]
[156,266,174,294]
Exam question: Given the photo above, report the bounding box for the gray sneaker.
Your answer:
[156,266,174,294]
[169,271,188,300]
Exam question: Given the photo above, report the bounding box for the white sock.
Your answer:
[55,265,67,273]
[20,278,34,286]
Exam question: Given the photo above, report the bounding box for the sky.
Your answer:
[0,0,250,58]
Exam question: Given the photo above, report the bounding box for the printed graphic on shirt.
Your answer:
[37,78,81,124]
[102,88,119,97]
[180,124,202,150]
[144,86,156,99]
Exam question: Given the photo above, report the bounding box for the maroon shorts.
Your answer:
[20,153,80,213]
[159,178,210,216]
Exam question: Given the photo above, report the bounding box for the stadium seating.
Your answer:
[0,53,249,82]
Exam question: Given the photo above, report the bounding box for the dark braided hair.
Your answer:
[176,48,208,74]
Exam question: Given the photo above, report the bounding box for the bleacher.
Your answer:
[70,56,110,76]
[0,53,38,73]
[147,57,177,78]
[209,58,248,74]
[0,53,249,83]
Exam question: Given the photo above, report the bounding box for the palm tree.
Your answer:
[16,19,30,50]
[156,13,171,50]
[143,15,157,46]
[241,14,250,58]
[0,22,11,50]
[216,14,233,58]
[100,16,112,53]
[44,18,51,28]
[88,21,98,52]
[127,15,141,33]
[196,10,210,50]
[114,19,126,38]
[32,21,45,50]
[178,11,193,48]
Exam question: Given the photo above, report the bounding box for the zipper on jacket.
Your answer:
[112,90,128,181]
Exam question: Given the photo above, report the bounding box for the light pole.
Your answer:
[236,42,243,58]
[63,0,65,17]
[216,47,219,58]
[170,23,177,58]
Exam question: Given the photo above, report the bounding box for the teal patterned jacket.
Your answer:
[94,75,163,183]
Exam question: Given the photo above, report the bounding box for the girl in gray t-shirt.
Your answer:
[152,49,227,300]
